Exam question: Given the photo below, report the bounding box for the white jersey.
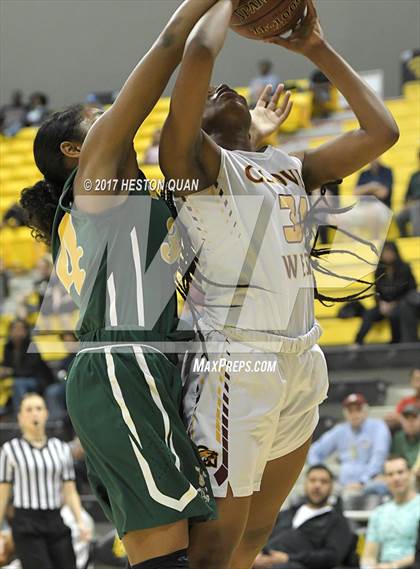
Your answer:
[176,146,315,337]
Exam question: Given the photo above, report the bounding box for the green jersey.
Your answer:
[51,169,183,347]
[50,170,216,535]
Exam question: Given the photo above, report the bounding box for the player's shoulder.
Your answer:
[269,146,303,169]
[229,145,303,171]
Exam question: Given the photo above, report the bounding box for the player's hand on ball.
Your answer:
[265,0,325,58]
[250,84,293,144]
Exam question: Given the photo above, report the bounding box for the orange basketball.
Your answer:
[230,0,306,40]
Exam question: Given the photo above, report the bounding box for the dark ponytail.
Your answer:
[20,180,63,243]
[20,104,85,244]
[304,183,380,305]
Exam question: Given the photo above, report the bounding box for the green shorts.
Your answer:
[66,344,216,537]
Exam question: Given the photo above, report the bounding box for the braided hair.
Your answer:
[20,104,86,244]
[162,179,379,324]
[304,181,379,305]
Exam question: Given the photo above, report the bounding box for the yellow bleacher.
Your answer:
[314,236,420,345]
[0,334,69,364]
[1,226,47,271]
[1,82,419,347]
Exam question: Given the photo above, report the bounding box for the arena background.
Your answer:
[1,0,420,105]
[0,0,419,567]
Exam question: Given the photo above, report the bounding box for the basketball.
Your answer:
[231,0,307,40]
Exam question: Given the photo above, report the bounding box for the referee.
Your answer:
[0,392,90,569]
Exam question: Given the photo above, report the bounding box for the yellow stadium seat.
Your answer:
[141,111,168,128]
[279,91,312,133]
[14,165,42,180]
[134,124,158,138]
[142,164,164,180]
[6,140,34,154]
[403,81,420,101]
[133,138,152,154]
[1,179,29,195]
[0,227,47,270]
[0,314,14,338]
[154,98,170,113]
[15,127,38,141]
[0,169,17,183]
[319,317,391,346]
[0,154,26,168]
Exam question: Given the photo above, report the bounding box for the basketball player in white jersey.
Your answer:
[159,1,399,568]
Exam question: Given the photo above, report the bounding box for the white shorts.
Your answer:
[183,325,329,498]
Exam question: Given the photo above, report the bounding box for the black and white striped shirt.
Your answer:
[0,437,75,510]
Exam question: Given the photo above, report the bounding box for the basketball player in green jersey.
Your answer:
[159,1,399,568]
[19,1,290,565]
[19,3,228,568]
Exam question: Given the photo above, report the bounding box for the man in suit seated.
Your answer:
[253,464,356,569]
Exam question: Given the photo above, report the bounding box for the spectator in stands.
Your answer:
[386,368,420,430]
[253,465,355,569]
[399,289,420,343]
[249,60,280,106]
[26,257,77,331]
[33,256,53,309]
[0,259,9,305]
[143,128,161,165]
[307,394,391,500]
[310,69,334,119]
[415,523,420,569]
[25,92,49,126]
[355,241,417,345]
[1,203,26,229]
[0,319,53,413]
[61,504,95,569]
[313,180,341,244]
[0,90,26,136]
[391,405,420,468]
[14,257,54,322]
[361,456,419,569]
[397,149,420,237]
[356,159,393,209]
[398,368,420,413]
[69,436,89,494]
[45,331,77,422]
[414,458,420,502]
[339,160,393,240]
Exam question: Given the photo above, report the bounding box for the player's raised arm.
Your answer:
[267,0,399,192]
[75,0,219,198]
[160,0,239,192]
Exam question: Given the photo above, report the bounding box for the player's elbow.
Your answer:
[384,121,400,146]
[378,120,400,151]
[365,121,399,159]
[185,33,218,60]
